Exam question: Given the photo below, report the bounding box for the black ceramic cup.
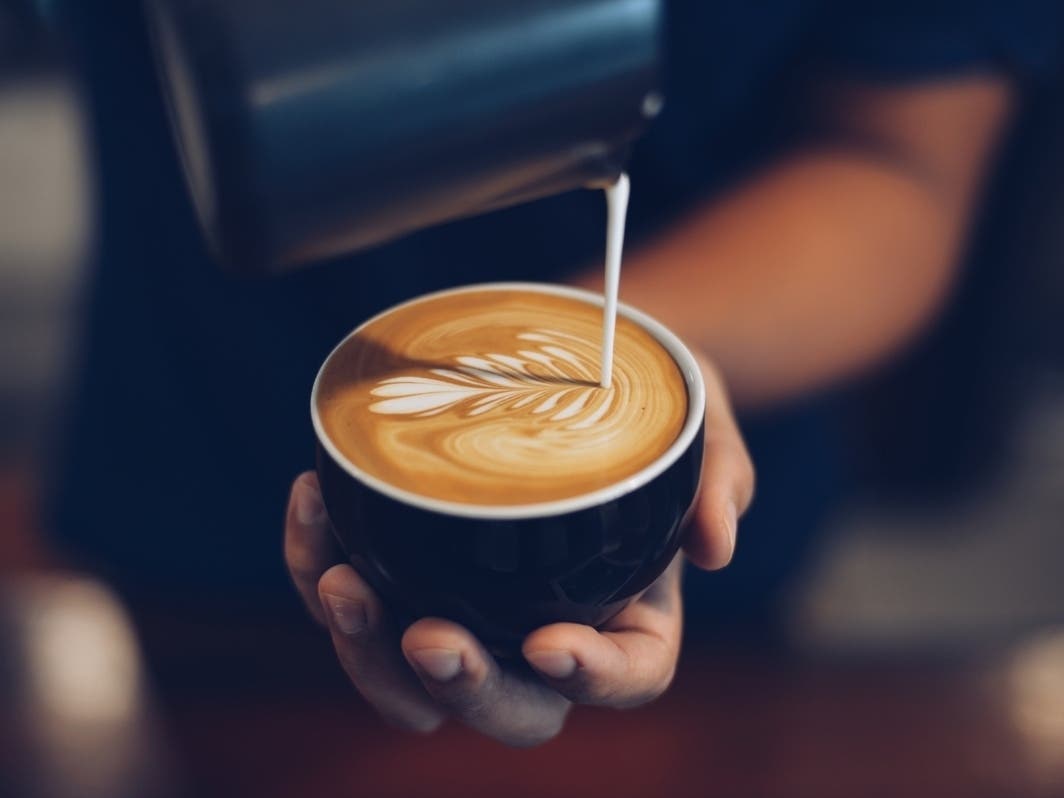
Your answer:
[311,283,704,652]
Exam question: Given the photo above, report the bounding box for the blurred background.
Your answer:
[2,0,1064,796]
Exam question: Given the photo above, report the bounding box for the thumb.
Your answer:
[684,354,755,571]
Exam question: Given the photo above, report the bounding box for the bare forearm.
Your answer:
[575,77,1011,408]
[584,151,965,407]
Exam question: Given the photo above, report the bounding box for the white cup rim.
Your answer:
[311,282,705,520]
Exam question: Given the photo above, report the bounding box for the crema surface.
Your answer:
[317,289,688,505]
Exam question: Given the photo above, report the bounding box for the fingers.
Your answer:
[285,472,342,624]
[401,619,571,748]
[523,557,684,708]
[685,356,756,571]
[287,474,444,732]
[319,564,446,733]
[290,472,567,745]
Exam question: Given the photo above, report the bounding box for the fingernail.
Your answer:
[296,480,328,527]
[724,500,738,557]
[324,594,366,635]
[410,648,463,682]
[527,650,577,680]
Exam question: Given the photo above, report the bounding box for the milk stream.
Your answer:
[600,173,630,389]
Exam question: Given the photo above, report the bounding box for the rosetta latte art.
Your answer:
[316,288,687,505]
[369,331,615,431]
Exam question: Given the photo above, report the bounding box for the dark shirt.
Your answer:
[51,0,1061,622]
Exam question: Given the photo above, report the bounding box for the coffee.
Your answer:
[313,283,705,645]
[316,287,688,506]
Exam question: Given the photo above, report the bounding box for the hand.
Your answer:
[284,354,754,746]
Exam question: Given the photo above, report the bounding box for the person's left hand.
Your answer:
[285,354,754,746]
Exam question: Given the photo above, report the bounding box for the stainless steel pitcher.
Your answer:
[147,0,663,274]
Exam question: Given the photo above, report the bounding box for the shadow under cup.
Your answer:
[312,283,705,653]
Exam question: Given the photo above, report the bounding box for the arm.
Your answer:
[286,355,751,745]
[283,75,1012,748]
[576,75,1013,408]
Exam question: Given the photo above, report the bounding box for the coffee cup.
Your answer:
[311,283,704,651]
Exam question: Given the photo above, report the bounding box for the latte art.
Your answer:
[316,288,687,505]
[369,330,615,428]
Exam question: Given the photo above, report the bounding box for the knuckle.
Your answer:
[739,446,755,479]
[577,643,677,709]
[702,428,736,455]
[706,436,751,476]
[730,443,755,476]
[336,617,373,643]
[740,456,757,496]
[704,434,755,513]
[294,470,319,491]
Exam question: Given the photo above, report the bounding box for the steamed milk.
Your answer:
[599,173,630,388]
[316,288,686,505]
